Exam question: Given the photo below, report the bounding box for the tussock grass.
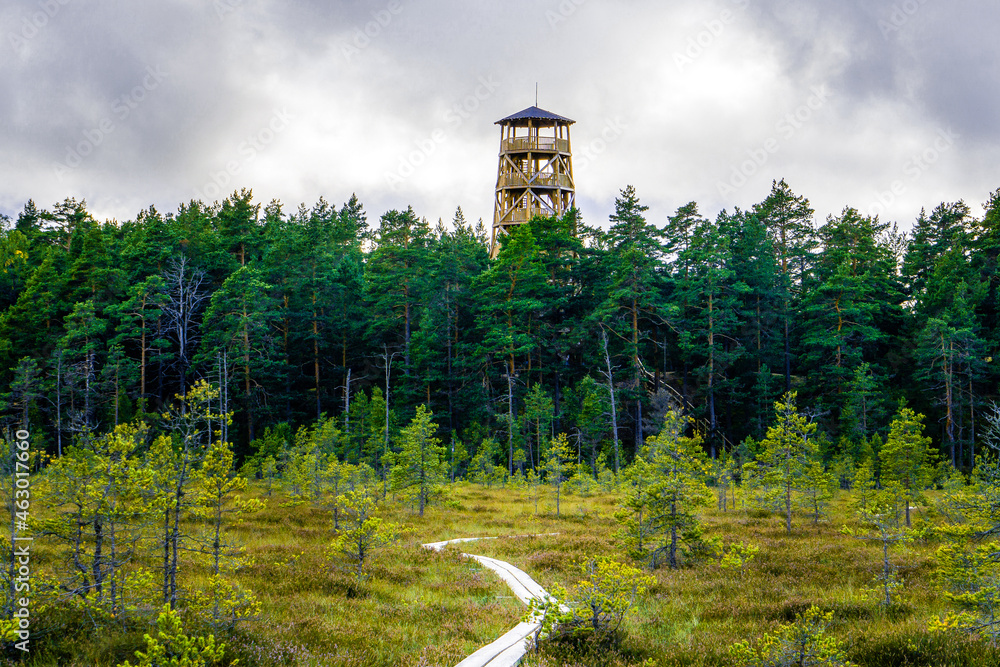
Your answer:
[19,485,523,667]
[17,481,1000,666]
[442,485,1000,667]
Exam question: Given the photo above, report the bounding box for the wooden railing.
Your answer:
[502,207,549,223]
[501,137,570,153]
[498,173,573,189]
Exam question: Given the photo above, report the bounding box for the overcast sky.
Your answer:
[1,0,997,234]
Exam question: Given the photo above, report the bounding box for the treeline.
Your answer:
[0,179,998,471]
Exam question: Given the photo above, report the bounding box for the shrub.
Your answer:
[729,605,855,667]
[117,604,231,667]
[527,555,655,650]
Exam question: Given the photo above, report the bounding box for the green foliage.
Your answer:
[750,392,819,532]
[720,541,759,576]
[615,407,712,569]
[389,405,446,516]
[468,437,505,488]
[800,460,835,525]
[193,439,264,629]
[327,488,399,579]
[842,505,912,607]
[729,605,856,667]
[526,555,655,648]
[933,404,1000,642]
[880,407,935,527]
[931,536,1000,642]
[544,433,573,516]
[117,604,232,667]
[851,460,877,512]
[40,423,159,618]
[154,380,225,609]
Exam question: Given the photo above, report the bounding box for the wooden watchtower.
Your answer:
[490,106,575,258]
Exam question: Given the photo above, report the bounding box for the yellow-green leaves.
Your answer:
[752,391,818,532]
[932,538,1000,642]
[117,604,231,667]
[729,605,855,667]
[843,504,912,607]
[880,407,934,528]
[616,407,712,569]
[527,555,654,645]
[719,541,759,575]
[328,488,399,579]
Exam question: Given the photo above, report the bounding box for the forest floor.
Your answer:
[19,482,1000,666]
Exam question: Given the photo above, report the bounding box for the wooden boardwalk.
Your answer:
[422,534,561,667]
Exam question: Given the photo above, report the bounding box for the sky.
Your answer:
[1,0,998,234]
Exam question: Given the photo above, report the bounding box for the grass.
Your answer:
[457,488,1000,666]
[14,480,1000,666]
[18,488,524,667]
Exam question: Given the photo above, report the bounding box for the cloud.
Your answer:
[0,0,997,231]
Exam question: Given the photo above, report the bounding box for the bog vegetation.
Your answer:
[0,180,999,665]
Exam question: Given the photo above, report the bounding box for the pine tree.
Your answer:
[799,460,834,525]
[41,424,157,618]
[674,210,742,457]
[544,433,573,516]
[729,605,856,667]
[933,403,1000,641]
[801,208,898,419]
[107,276,167,412]
[752,180,816,392]
[753,392,818,533]
[473,223,547,473]
[719,208,782,441]
[328,487,398,580]
[842,504,911,607]
[410,208,489,435]
[199,265,279,447]
[192,438,263,629]
[522,384,554,470]
[59,299,107,431]
[617,407,712,569]
[1,357,42,431]
[153,380,221,609]
[388,405,445,516]
[598,186,665,452]
[366,207,431,380]
[879,407,935,527]
[217,188,262,267]
[117,604,230,667]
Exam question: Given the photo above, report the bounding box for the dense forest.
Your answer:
[1,179,998,474]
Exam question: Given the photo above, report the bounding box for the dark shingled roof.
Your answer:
[495,106,575,125]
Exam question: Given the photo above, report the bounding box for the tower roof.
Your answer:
[495,106,575,126]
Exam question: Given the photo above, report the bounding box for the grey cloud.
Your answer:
[0,0,997,229]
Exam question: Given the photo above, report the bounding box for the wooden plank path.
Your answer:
[422,534,561,667]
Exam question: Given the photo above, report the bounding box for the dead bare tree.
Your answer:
[161,255,209,403]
